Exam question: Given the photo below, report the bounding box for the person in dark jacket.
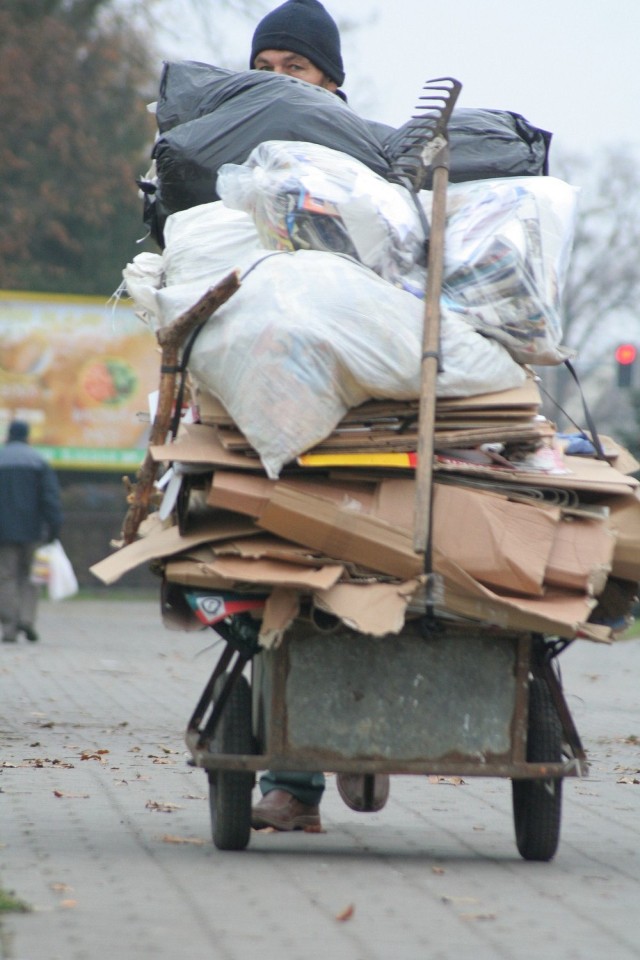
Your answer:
[248,0,390,833]
[0,420,62,643]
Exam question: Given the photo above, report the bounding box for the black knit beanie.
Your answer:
[250,0,345,86]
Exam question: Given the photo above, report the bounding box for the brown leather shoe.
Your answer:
[251,789,321,831]
[336,774,390,812]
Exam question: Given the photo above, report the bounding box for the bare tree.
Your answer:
[538,145,640,434]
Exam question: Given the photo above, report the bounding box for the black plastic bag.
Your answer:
[385,107,552,188]
[152,62,391,218]
[145,61,552,246]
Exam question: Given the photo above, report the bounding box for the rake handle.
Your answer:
[413,157,450,556]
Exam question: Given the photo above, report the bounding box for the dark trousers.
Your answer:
[0,542,39,641]
[259,771,325,806]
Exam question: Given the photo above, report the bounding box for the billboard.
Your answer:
[0,290,159,470]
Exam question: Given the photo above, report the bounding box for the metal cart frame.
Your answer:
[184,614,586,860]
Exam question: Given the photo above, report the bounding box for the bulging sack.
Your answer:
[439,176,578,365]
[386,107,552,187]
[396,177,578,365]
[151,63,391,229]
[217,140,425,287]
[186,250,525,478]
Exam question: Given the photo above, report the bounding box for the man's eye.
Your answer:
[257,65,274,71]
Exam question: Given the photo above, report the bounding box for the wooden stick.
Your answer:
[121,271,240,544]
[413,160,449,556]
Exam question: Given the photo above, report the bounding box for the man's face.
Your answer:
[253,49,337,91]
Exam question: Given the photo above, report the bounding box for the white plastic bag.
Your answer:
[162,201,265,288]
[186,249,525,477]
[121,203,265,332]
[121,251,165,327]
[34,540,79,601]
[409,177,579,365]
[217,140,425,287]
[30,548,50,586]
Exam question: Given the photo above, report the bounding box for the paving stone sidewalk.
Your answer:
[1,599,639,960]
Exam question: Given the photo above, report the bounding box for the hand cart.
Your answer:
[180,601,586,860]
[133,74,586,862]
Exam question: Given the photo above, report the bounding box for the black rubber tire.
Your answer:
[512,677,563,861]
[207,673,254,851]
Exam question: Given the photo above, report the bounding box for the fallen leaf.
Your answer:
[145,800,183,813]
[335,904,355,922]
[617,776,640,784]
[53,790,90,799]
[157,745,180,755]
[432,866,445,875]
[23,758,74,769]
[161,835,206,845]
[50,883,73,894]
[80,749,109,762]
[428,776,466,786]
[441,897,479,906]
[460,913,497,922]
[183,794,206,801]
[60,900,77,909]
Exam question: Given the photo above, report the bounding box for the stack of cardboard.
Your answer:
[202,378,554,460]
[91,372,640,647]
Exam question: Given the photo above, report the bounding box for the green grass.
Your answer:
[70,587,158,602]
[0,887,30,913]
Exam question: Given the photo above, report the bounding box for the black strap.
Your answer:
[169,321,207,439]
[562,359,608,460]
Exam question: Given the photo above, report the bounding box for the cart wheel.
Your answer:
[207,673,254,851]
[512,677,563,862]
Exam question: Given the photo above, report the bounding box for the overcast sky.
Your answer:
[154,0,640,161]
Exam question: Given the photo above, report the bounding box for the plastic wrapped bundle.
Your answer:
[184,250,526,477]
[217,141,425,286]
[438,176,578,365]
[393,177,577,365]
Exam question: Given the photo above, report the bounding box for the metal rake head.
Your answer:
[390,77,462,192]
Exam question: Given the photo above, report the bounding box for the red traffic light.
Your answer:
[615,343,637,365]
